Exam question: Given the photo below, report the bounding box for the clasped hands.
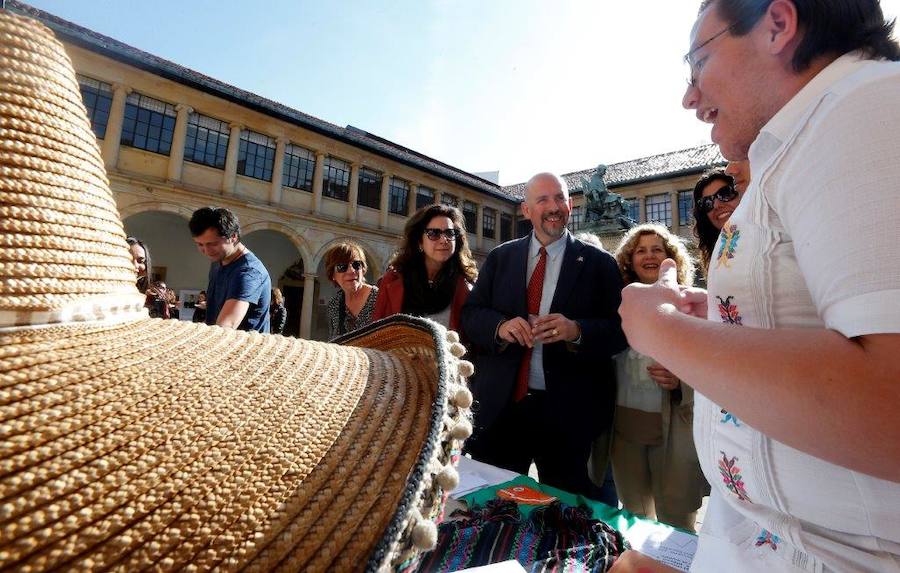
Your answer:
[498,313,580,347]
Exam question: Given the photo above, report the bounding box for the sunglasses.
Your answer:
[697,184,738,213]
[335,260,365,273]
[423,228,461,241]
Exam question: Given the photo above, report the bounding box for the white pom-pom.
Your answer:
[446,330,460,344]
[449,342,466,357]
[457,360,474,378]
[411,518,438,549]
[450,419,473,440]
[435,464,460,491]
[452,386,473,409]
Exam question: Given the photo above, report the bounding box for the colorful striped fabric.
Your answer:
[413,500,628,572]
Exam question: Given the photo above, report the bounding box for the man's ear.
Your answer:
[762,0,800,56]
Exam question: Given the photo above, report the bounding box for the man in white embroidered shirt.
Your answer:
[611,1,900,572]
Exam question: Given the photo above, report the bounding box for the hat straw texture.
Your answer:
[0,9,472,571]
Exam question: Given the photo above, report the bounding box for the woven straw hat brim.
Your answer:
[0,314,463,572]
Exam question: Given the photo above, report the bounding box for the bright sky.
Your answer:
[26,0,900,186]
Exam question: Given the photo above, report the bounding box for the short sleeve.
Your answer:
[773,73,900,337]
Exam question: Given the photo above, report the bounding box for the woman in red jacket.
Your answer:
[374,204,477,331]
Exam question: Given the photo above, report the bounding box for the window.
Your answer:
[416,186,434,210]
[283,143,315,191]
[388,177,409,215]
[482,207,496,239]
[678,190,693,226]
[441,193,458,207]
[462,201,477,232]
[500,213,513,242]
[237,130,275,181]
[121,92,176,155]
[323,157,351,201]
[645,193,672,227]
[568,205,584,232]
[77,74,112,139]
[357,167,382,209]
[184,112,229,169]
[625,198,640,222]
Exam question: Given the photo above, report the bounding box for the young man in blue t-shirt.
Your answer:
[189,207,271,333]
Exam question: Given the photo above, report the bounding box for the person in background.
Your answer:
[270,287,287,335]
[126,236,152,294]
[325,242,379,339]
[608,224,706,531]
[146,281,170,319]
[374,204,476,331]
[461,172,626,501]
[691,168,738,272]
[188,207,271,332]
[192,291,207,323]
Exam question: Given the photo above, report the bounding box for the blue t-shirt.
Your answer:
[205,250,271,332]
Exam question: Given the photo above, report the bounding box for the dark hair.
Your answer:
[126,236,152,294]
[324,242,368,284]
[271,287,284,306]
[188,207,241,240]
[700,0,900,71]
[692,168,734,271]
[387,204,478,315]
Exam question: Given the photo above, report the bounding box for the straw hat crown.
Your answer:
[0,9,473,571]
[1,10,141,322]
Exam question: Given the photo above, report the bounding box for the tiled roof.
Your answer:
[9,1,513,202]
[503,144,725,200]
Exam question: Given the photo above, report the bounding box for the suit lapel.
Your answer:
[550,234,584,313]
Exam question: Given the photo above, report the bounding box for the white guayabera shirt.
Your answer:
[691,53,900,573]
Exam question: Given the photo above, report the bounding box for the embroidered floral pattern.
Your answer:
[718,451,752,502]
[717,295,743,325]
[716,223,740,268]
[720,408,741,426]
[755,529,781,551]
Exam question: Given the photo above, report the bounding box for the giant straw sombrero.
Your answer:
[0,9,475,571]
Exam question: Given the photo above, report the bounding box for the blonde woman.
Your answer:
[609,224,706,531]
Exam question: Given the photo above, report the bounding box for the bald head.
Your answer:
[522,172,571,246]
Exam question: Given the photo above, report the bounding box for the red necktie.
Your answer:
[514,246,547,402]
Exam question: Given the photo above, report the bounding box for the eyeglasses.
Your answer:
[335,260,365,273]
[424,228,461,241]
[697,184,738,213]
[684,23,735,87]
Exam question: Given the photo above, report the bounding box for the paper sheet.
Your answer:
[450,456,520,499]
[623,520,698,572]
[457,560,527,572]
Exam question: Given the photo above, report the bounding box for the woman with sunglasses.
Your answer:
[691,167,742,272]
[324,242,379,339]
[374,204,477,331]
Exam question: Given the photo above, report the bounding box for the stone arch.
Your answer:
[241,221,314,272]
[118,201,196,222]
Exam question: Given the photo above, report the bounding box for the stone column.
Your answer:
[670,191,680,229]
[270,137,288,204]
[101,83,131,170]
[407,183,419,217]
[347,162,360,223]
[167,103,192,182]
[311,152,326,214]
[300,273,317,339]
[222,123,243,195]
[434,191,442,206]
[379,174,392,228]
[638,195,647,223]
[475,203,485,249]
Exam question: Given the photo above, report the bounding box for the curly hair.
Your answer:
[692,168,734,272]
[614,223,696,287]
[387,204,478,283]
[323,242,368,285]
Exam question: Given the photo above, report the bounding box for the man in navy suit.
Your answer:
[461,172,626,497]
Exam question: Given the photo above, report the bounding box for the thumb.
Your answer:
[656,258,679,289]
